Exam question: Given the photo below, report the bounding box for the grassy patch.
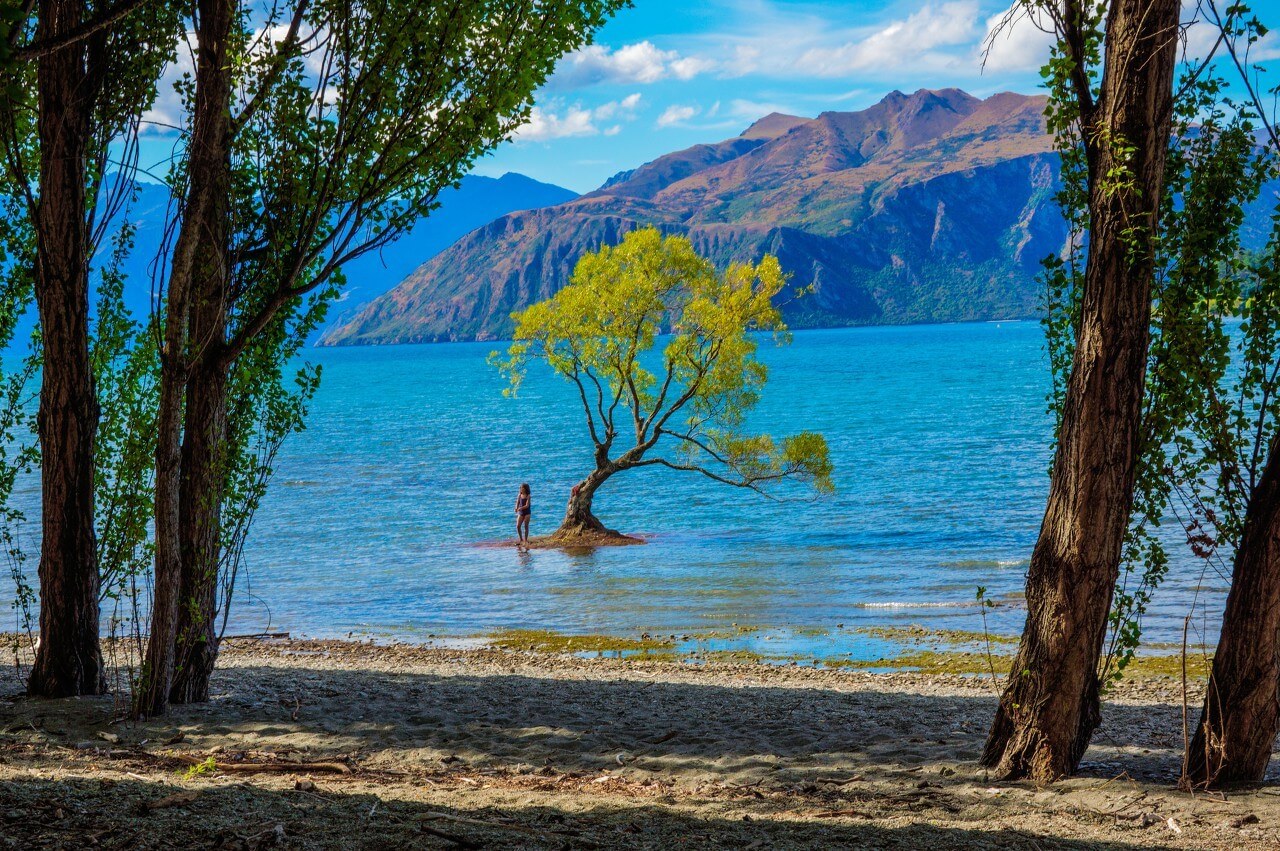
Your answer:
[488,629,675,654]
[855,625,1021,646]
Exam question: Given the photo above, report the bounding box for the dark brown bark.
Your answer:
[1185,441,1280,787]
[169,320,229,704]
[981,0,1180,782]
[137,0,232,717]
[26,0,103,698]
[555,468,612,538]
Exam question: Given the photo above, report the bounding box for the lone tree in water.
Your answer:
[495,227,833,542]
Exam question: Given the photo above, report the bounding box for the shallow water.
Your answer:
[5,321,1232,657]
[225,321,1228,652]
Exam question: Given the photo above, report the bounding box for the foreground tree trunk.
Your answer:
[1185,441,1280,787]
[982,0,1180,782]
[169,327,229,704]
[27,0,103,698]
[138,0,233,717]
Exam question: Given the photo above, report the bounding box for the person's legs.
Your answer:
[519,514,530,541]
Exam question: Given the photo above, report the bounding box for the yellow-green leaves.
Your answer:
[495,226,833,500]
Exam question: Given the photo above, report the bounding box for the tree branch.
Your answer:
[569,364,603,448]
[628,456,793,498]
[13,0,148,60]
[231,0,313,134]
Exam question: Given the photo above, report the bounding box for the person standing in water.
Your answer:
[515,483,532,544]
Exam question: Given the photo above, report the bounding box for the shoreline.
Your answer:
[6,624,1214,679]
[2,636,1269,849]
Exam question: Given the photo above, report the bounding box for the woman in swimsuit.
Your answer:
[515,483,532,544]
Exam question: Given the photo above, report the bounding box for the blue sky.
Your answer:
[475,0,1059,191]
[134,0,1279,194]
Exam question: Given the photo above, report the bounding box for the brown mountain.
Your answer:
[319,89,1068,346]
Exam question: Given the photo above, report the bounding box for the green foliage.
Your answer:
[0,182,38,642]
[495,227,833,501]
[214,288,326,628]
[182,756,217,780]
[1035,0,1104,427]
[93,220,160,612]
[1034,0,1280,685]
[0,0,182,650]
[155,0,627,630]
[223,0,630,353]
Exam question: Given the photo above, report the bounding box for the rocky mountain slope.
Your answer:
[319,89,1072,345]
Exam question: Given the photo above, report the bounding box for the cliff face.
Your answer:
[320,89,1069,346]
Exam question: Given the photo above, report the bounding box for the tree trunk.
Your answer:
[555,468,613,538]
[137,0,232,717]
[26,0,103,699]
[981,0,1180,782]
[169,327,228,704]
[1184,441,1280,787]
[137,327,184,716]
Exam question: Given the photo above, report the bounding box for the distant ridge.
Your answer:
[25,170,579,346]
[318,88,1266,347]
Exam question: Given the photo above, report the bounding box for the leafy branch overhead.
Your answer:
[494,227,832,520]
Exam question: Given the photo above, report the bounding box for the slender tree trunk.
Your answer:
[169,327,228,704]
[27,0,102,698]
[1185,440,1280,787]
[981,0,1180,782]
[555,468,613,537]
[137,321,185,716]
[137,0,232,716]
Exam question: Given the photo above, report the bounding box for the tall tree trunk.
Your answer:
[981,0,1180,782]
[137,0,233,717]
[555,468,613,537]
[137,317,184,716]
[1185,440,1280,787]
[169,320,228,704]
[27,0,102,699]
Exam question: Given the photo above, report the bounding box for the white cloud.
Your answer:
[594,92,643,120]
[515,105,598,142]
[980,3,1055,72]
[656,104,699,128]
[980,0,1280,76]
[795,2,980,76]
[692,0,1046,82]
[514,95,643,142]
[671,56,717,80]
[552,41,714,88]
[141,32,196,134]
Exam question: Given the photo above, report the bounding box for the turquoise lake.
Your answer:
[220,320,1228,656]
[5,320,1234,659]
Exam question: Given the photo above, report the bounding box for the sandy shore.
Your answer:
[2,637,1277,849]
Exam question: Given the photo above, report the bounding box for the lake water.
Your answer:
[5,321,1233,660]
[226,321,1229,656]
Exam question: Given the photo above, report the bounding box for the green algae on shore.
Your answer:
[488,628,674,654]
[482,627,1214,680]
[854,625,1021,646]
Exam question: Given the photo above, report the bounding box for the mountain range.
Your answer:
[319,89,1072,346]
[13,171,578,346]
